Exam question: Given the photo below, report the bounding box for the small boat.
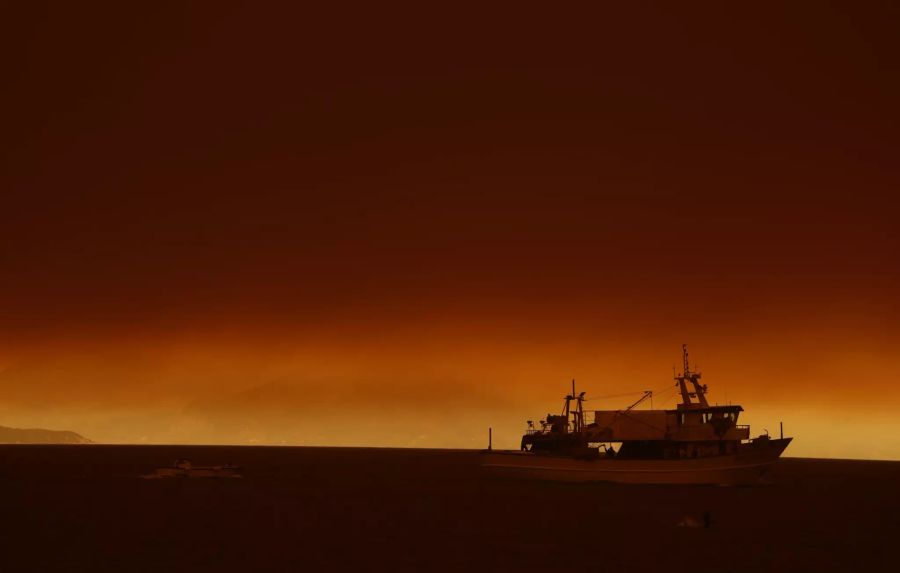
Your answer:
[482,345,792,486]
[150,459,242,479]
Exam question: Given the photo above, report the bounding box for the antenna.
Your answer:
[682,343,690,377]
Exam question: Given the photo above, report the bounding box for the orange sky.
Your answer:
[2,2,898,458]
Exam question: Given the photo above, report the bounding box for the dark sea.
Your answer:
[1,445,896,572]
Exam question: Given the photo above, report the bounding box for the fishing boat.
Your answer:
[482,345,791,485]
[150,459,242,479]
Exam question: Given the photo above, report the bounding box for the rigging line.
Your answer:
[656,388,678,405]
[652,381,679,394]
[584,391,646,401]
[588,383,676,403]
[652,385,677,399]
[655,384,678,397]
[657,391,677,409]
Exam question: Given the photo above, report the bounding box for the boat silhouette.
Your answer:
[482,345,791,485]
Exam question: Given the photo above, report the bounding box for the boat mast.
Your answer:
[675,344,709,408]
[563,379,586,433]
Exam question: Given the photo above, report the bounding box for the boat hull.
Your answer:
[481,438,791,486]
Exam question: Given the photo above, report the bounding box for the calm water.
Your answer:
[1,445,897,572]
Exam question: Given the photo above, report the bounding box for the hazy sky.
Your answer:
[2,2,898,458]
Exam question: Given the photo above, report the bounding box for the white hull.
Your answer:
[482,438,791,486]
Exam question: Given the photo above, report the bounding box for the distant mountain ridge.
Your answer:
[0,425,93,444]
